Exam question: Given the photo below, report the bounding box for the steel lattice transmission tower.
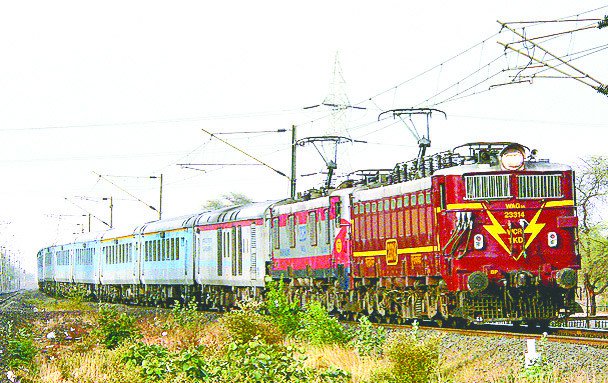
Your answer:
[322,52,352,136]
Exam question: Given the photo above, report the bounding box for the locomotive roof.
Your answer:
[432,160,572,176]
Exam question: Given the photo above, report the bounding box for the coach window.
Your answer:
[170,238,175,260]
[288,215,296,248]
[217,230,223,276]
[156,240,161,262]
[308,211,317,246]
[175,238,180,260]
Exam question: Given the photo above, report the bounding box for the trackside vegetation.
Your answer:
[2,288,607,382]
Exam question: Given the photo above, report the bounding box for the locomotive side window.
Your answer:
[403,194,409,207]
[391,200,397,238]
[308,211,317,246]
[411,195,416,206]
[418,193,424,205]
[334,201,341,227]
[379,203,385,239]
[412,208,419,237]
[384,200,390,211]
[325,209,330,245]
[288,215,296,248]
[365,202,370,213]
[272,218,280,250]
[426,192,431,205]
[372,203,378,240]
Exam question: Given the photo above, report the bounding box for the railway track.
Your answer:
[0,290,22,310]
[372,321,608,348]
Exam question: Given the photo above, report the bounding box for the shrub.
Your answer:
[371,321,441,383]
[265,280,302,335]
[122,342,172,381]
[170,298,205,329]
[220,309,284,345]
[351,315,385,357]
[219,338,316,382]
[299,301,351,346]
[94,305,141,349]
[3,327,38,372]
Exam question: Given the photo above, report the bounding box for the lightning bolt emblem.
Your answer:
[483,207,510,254]
[515,206,546,260]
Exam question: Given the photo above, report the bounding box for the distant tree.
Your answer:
[576,156,608,315]
[202,192,253,210]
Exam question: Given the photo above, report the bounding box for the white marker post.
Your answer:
[525,338,542,368]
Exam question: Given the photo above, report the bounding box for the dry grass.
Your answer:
[303,344,385,383]
[33,349,144,383]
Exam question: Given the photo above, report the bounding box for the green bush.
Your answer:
[219,309,284,345]
[370,322,440,383]
[170,298,206,329]
[122,342,172,381]
[264,280,302,335]
[95,305,141,349]
[298,301,351,346]
[351,315,385,357]
[3,327,38,372]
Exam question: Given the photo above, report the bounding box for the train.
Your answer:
[1,252,22,294]
[38,142,582,325]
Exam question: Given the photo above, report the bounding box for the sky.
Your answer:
[0,1,606,274]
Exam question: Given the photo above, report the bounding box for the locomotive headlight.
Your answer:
[547,232,558,248]
[473,234,484,250]
[500,144,526,170]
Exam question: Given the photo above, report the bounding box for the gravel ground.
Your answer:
[430,329,608,382]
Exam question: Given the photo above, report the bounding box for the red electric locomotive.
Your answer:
[271,142,581,325]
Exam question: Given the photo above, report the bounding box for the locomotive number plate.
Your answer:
[504,211,525,219]
[386,239,398,266]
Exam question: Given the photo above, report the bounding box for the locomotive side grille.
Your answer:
[518,174,562,199]
[464,174,510,200]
